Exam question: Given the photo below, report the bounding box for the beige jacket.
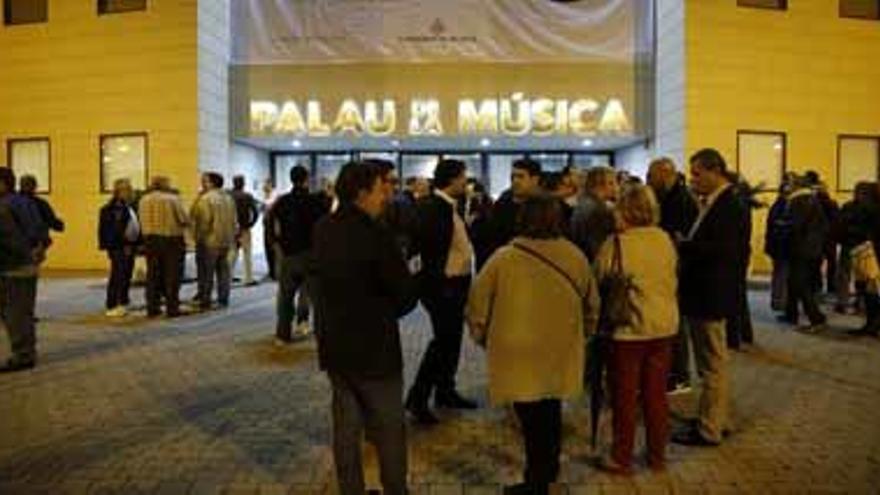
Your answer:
[191,189,238,249]
[466,237,600,405]
[594,226,679,341]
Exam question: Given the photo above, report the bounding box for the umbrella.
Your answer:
[586,334,611,450]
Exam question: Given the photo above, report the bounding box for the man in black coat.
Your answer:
[648,157,699,393]
[780,177,829,328]
[672,149,748,447]
[310,161,418,495]
[406,159,479,424]
[98,178,140,317]
[477,158,542,268]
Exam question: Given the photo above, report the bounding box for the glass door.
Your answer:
[401,153,441,182]
[274,154,313,192]
[315,153,352,187]
[529,152,570,172]
[487,153,526,199]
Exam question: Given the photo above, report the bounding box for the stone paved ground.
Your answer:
[1,275,879,494]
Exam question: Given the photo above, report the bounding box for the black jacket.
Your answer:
[480,191,521,264]
[230,189,260,230]
[788,189,829,260]
[98,199,137,251]
[679,186,750,319]
[570,192,616,262]
[658,182,698,240]
[310,206,418,378]
[413,194,456,281]
[764,196,792,260]
[267,187,329,256]
[0,200,33,273]
[382,191,419,258]
[25,194,64,233]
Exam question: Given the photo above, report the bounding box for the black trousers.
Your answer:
[786,257,826,325]
[329,372,407,495]
[263,220,276,280]
[856,281,880,332]
[106,249,134,310]
[145,236,184,316]
[513,399,562,488]
[727,263,754,348]
[408,276,470,406]
[0,275,38,364]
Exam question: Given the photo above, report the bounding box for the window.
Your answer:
[100,133,148,193]
[737,0,787,9]
[838,135,880,192]
[737,131,786,192]
[840,0,880,20]
[7,138,51,194]
[3,0,48,25]
[98,0,147,15]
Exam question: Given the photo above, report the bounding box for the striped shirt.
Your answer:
[139,190,189,238]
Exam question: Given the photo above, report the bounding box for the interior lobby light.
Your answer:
[292,140,302,148]
[480,138,491,147]
[582,139,594,147]
[391,139,400,147]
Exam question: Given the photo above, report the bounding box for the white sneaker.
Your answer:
[105,306,127,318]
[295,321,312,338]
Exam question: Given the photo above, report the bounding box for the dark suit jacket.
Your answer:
[310,206,418,378]
[0,200,33,273]
[413,194,455,282]
[679,186,749,320]
[788,190,829,260]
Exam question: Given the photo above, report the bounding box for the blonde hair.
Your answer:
[617,184,660,227]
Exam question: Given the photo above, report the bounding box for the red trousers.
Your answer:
[610,338,672,468]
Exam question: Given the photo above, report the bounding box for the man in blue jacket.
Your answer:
[0,167,45,373]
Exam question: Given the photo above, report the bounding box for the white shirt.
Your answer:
[687,183,731,240]
[435,190,474,277]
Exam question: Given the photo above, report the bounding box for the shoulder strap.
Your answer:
[512,242,584,300]
[612,235,623,274]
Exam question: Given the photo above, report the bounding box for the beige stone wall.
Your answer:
[684,0,880,272]
[0,1,200,270]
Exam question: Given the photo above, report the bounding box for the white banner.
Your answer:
[232,0,644,64]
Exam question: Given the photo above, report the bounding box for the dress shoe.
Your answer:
[503,482,549,495]
[435,391,478,409]
[0,359,36,373]
[405,396,439,425]
[671,427,720,447]
[405,404,439,426]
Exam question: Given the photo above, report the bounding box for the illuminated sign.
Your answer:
[250,93,631,137]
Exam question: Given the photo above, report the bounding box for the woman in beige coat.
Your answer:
[594,184,679,475]
[467,195,600,495]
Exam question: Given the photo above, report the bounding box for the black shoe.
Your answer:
[671,427,720,447]
[405,396,439,425]
[0,359,36,373]
[435,391,478,409]
[776,315,798,325]
[503,482,549,495]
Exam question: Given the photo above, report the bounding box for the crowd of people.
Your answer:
[2,150,880,494]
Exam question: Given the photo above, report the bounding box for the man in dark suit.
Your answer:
[478,158,542,268]
[406,159,478,424]
[780,176,829,329]
[672,149,749,447]
[310,161,418,495]
[648,157,699,394]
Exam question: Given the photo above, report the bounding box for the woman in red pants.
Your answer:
[594,184,680,475]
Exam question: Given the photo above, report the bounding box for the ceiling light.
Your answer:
[480,138,491,147]
[582,139,594,147]
[391,139,400,147]
[292,140,302,148]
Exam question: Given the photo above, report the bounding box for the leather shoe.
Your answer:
[503,482,549,495]
[671,427,720,447]
[435,391,478,409]
[0,359,35,374]
[405,396,439,425]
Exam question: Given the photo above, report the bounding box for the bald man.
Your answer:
[647,158,700,394]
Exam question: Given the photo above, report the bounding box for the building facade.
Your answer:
[1,0,878,271]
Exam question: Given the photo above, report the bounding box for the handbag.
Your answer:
[851,241,880,294]
[597,235,634,333]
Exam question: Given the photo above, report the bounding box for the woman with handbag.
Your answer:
[594,184,679,475]
[466,195,600,495]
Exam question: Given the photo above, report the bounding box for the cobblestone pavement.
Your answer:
[1,276,879,494]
